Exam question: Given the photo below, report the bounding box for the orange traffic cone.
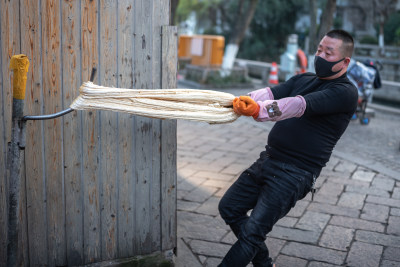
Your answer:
[269,62,279,85]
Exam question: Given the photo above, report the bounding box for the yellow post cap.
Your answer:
[9,54,30,100]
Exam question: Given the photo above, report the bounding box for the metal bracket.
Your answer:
[22,68,96,121]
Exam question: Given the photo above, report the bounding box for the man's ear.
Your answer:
[344,57,351,67]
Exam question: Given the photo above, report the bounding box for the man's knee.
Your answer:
[218,196,229,220]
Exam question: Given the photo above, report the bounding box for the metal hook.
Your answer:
[22,68,97,121]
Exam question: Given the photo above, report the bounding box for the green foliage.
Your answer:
[175,0,323,62]
[384,12,400,45]
[359,35,379,44]
[238,0,308,62]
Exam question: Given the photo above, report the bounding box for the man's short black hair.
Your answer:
[326,29,354,58]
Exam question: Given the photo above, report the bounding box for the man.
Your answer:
[218,29,358,267]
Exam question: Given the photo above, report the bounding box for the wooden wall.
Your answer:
[0,0,177,265]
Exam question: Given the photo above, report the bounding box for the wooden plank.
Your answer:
[150,0,170,252]
[0,0,20,146]
[0,0,10,262]
[61,1,84,265]
[41,0,66,265]
[19,0,48,265]
[0,0,22,264]
[117,0,136,258]
[133,0,154,255]
[81,0,101,263]
[160,25,178,251]
[18,153,29,266]
[99,0,118,260]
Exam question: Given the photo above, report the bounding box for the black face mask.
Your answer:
[314,56,345,78]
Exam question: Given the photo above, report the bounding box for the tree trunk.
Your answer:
[317,0,337,42]
[222,0,258,70]
[308,0,317,55]
[379,22,385,55]
[170,0,180,25]
[373,0,397,55]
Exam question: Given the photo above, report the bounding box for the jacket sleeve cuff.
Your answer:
[248,87,274,102]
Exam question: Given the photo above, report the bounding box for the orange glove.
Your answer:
[233,96,260,118]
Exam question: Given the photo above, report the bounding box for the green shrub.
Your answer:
[359,35,378,45]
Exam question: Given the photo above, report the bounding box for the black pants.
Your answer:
[218,152,314,267]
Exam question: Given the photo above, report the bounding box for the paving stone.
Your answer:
[313,193,339,205]
[295,211,331,232]
[269,226,320,244]
[215,185,230,198]
[308,262,341,267]
[199,150,226,161]
[184,175,207,186]
[178,179,202,192]
[351,168,376,182]
[383,246,400,261]
[334,161,357,174]
[175,238,203,267]
[177,168,197,178]
[328,176,371,187]
[391,208,400,216]
[337,192,366,209]
[202,179,230,189]
[220,163,248,176]
[196,144,220,155]
[393,187,400,199]
[372,175,395,191]
[346,241,383,267]
[189,239,231,258]
[177,189,189,200]
[325,157,340,171]
[266,237,286,260]
[177,160,189,170]
[346,184,390,197]
[287,199,309,217]
[198,255,207,264]
[314,175,327,188]
[366,195,400,208]
[184,162,224,173]
[204,257,222,267]
[356,230,400,247]
[177,200,201,212]
[281,242,346,265]
[319,168,347,180]
[319,225,354,251]
[330,215,385,232]
[193,171,234,181]
[387,216,400,235]
[274,255,307,267]
[313,182,343,204]
[182,186,217,203]
[211,156,238,169]
[221,231,236,245]
[381,260,400,267]
[178,211,228,242]
[196,196,220,216]
[318,182,344,197]
[308,202,360,218]
[361,203,390,223]
[276,216,297,228]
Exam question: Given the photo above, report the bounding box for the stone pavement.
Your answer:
[174,117,400,267]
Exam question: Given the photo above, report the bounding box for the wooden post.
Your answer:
[7,54,29,267]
